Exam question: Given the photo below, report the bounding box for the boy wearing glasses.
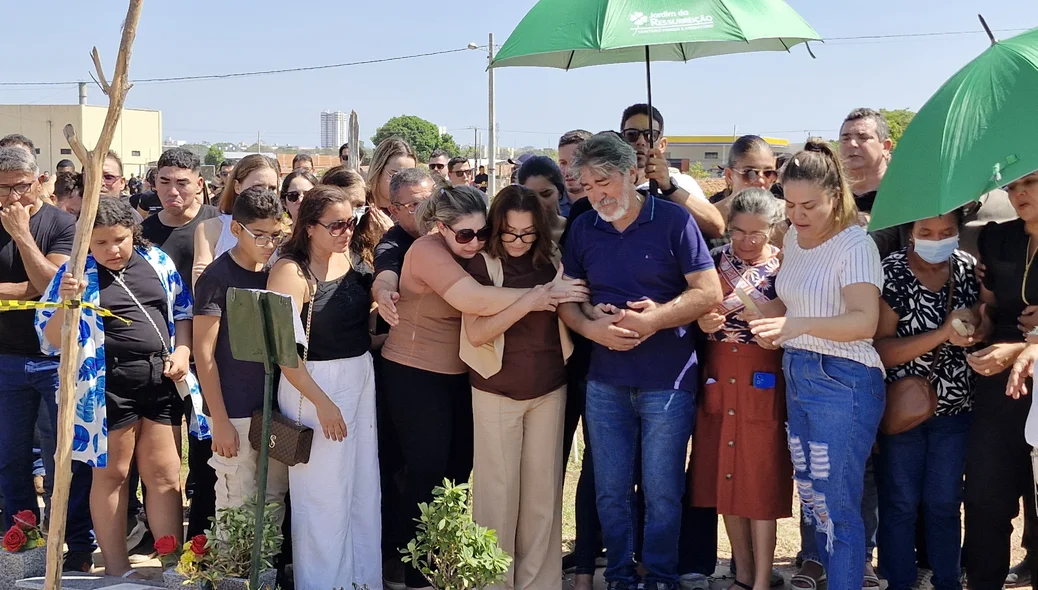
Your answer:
[192,187,290,519]
[619,104,725,240]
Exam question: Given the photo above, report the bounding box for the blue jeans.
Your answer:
[784,350,885,590]
[800,456,879,563]
[586,380,695,587]
[0,354,95,552]
[877,412,971,590]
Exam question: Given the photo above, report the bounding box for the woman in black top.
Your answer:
[963,169,1038,590]
[267,185,381,590]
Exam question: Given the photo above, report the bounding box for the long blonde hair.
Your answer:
[781,138,858,237]
[366,137,417,206]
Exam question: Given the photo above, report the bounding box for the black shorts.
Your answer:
[105,352,183,431]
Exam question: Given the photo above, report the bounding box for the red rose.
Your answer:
[3,526,27,553]
[154,535,178,556]
[13,511,36,531]
[189,535,209,556]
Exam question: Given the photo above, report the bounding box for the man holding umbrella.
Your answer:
[620,104,726,240]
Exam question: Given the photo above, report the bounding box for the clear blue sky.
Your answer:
[3,1,1036,151]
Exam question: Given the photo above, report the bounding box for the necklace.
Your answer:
[1024,237,1037,306]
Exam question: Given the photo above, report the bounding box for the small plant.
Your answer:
[176,496,283,587]
[2,511,45,553]
[154,534,182,569]
[402,479,511,590]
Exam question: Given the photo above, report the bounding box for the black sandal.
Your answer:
[729,581,754,590]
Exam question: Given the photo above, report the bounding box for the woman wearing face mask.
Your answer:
[193,154,281,284]
[872,210,987,590]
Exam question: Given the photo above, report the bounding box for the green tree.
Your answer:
[204,145,225,166]
[687,161,710,179]
[880,108,915,148]
[372,115,459,162]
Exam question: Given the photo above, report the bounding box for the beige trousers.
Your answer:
[472,385,566,590]
[207,417,290,527]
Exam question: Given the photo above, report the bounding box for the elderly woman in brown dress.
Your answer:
[692,187,792,590]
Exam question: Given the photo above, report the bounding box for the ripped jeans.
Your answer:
[586,380,696,587]
[783,349,885,590]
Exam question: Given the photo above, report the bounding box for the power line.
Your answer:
[0,46,482,87]
[825,28,1027,42]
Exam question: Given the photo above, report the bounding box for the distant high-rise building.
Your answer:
[320,111,348,149]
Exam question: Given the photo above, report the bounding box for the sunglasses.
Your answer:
[428,163,446,170]
[102,173,121,184]
[453,169,474,179]
[620,128,661,144]
[447,225,491,244]
[316,217,357,237]
[501,231,537,244]
[283,190,303,203]
[733,168,779,183]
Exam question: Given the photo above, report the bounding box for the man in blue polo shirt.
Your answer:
[559,132,722,590]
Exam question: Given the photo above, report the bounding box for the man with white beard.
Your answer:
[557,131,722,590]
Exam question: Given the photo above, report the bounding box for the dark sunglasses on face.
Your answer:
[283,190,303,203]
[428,163,446,170]
[453,169,473,178]
[733,168,779,183]
[102,173,121,184]
[620,128,661,144]
[447,225,491,244]
[316,217,357,237]
[501,231,537,244]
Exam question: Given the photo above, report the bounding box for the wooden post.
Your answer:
[348,111,360,172]
[44,2,143,588]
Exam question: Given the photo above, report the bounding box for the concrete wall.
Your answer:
[0,105,162,177]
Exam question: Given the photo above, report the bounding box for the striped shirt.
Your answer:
[776,225,884,369]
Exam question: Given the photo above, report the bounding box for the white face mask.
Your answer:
[913,235,959,264]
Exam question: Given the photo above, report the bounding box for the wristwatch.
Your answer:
[660,177,679,197]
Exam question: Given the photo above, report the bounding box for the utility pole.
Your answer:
[488,32,497,197]
[257,131,261,154]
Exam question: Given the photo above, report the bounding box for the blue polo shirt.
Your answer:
[562,196,713,393]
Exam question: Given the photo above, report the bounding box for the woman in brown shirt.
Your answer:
[463,186,577,590]
[380,185,587,590]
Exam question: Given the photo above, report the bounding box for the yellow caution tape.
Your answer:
[0,300,131,325]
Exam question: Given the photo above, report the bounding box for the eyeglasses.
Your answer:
[447,225,491,244]
[728,228,770,245]
[428,163,446,170]
[391,200,421,215]
[283,190,303,203]
[316,217,357,237]
[620,128,661,145]
[218,170,231,179]
[237,223,287,248]
[501,231,537,244]
[352,205,369,223]
[732,168,779,184]
[453,169,473,179]
[102,173,121,184]
[0,182,35,197]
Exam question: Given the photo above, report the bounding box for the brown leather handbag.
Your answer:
[249,276,316,466]
[880,270,955,435]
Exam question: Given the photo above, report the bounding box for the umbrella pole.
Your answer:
[645,46,658,196]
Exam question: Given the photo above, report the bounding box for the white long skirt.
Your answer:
[277,353,382,590]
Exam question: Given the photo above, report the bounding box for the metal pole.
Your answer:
[250,299,276,590]
[488,32,497,197]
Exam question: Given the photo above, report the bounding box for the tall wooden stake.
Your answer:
[348,110,360,172]
[45,2,143,588]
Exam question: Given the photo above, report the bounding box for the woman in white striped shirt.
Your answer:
[750,140,885,590]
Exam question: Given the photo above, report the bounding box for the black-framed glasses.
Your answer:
[453,168,473,179]
[283,190,303,203]
[501,231,537,244]
[428,163,446,170]
[733,168,779,184]
[237,222,287,248]
[0,182,35,197]
[447,225,491,244]
[620,128,661,144]
[316,217,357,237]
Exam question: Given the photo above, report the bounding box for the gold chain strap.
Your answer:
[297,270,316,426]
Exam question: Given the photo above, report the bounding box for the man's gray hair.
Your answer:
[726,187,785,227]
[572,132,638,183]
[843,108,890,142]
[0,146,39,177]
[390,167,433,200]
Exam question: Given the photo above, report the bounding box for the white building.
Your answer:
[320,111,348,149]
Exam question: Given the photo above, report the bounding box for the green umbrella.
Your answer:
[491,0,820,193]
[870,23,1038,231]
